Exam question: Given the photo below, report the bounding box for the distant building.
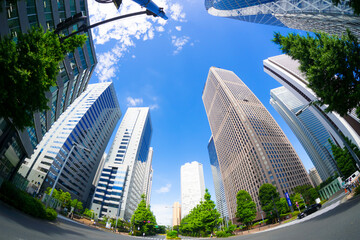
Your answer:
[270,86,338,181]
[0,0,97,185]
[208,136,229,222]
[309,167,322,187]
[202,67,312,221]
[180,161,205,218]
[172,202,181,227]
[205,0,360,39]
[18,83,121,205]
[91,108,153,221]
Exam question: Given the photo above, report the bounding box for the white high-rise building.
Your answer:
[180,161,205,218]
[18,83,121,204]
[91,107,153,221]
[143,147,154,205]
[309,167,322,187]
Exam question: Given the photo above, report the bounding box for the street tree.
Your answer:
[71,199,84,213]
[0,26,87,130]
[277,198,290,214]
[235,190,256,229]
[293,185,319,204]
[258,184,280,221]
[330,140,358,178]
[272,30,360,119]
[131,194,157,236]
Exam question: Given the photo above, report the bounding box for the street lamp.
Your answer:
[46,142,91,208]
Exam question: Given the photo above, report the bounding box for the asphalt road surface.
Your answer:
[1,195,359,240]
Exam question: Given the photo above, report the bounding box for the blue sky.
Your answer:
[87,0,313,225]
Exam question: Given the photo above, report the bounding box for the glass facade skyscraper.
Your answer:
[205,0,360,39]
[18,83,121,204]
[0,0,97,185]
[202,67,312,221]
[270,87,338,181]
[91,107,153,221]
[208,137,229,222]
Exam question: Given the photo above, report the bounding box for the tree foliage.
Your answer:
[273,30,360,119]
[259,184,280,221]
[235,190,256,229]
[330,139,358,178]
[131,194,157,236]
[0,26,87,130]
[179,189,221,237]
[293,185,319,205]
[332,0,360,14]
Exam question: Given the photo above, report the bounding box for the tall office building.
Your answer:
[0,0,97,185]
[270,86,338,181]
[143,147,154,205]
[18,83,121,204]
[264,54,360,155]
[202,67,311,221]
[309,167,322,187]
[180,161,206,218]
[205,0,360,39]
[91,107,153,221]
[172,202,181,227]
[208,136,229,221]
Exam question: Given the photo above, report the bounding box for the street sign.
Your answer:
[285,192,292,207]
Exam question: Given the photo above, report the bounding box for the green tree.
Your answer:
[258,184,280,221]
[293,185,319,204]
[330,140,358,178]
[332,0,360,14]
[277,198,290,214]
[235,190,256,229]
[291,193,306,210]
[71,199,83,213]
[272,30,360,119]
[131,194,157,236]
[0,26,87,130]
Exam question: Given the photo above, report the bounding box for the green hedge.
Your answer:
[166,230,178,239]
[0,181,57,221]
[215,231,232,238]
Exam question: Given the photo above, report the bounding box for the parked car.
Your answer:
[298,203,322,219]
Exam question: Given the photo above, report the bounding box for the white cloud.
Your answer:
[132,55,136,58]
[171,35,190,54]
[156,183,171,193]
[149,104,159,110]
[127,97,143,106]
[88,0,187,82]
[170,3,186,22]
[175,26,182,31]
[151,204,173,226]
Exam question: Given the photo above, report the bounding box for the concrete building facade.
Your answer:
[0,0,97,185]
[172,202,181,227]
[202,67,312,221]
[205,0,360,39]
[18,82,121,204]
[91,107,153,221]
[309,167,322,187]
[180,161,206,218]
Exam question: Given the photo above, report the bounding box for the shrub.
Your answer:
[45,208,58,221]
[215,231,232,237]
[0,181,46,219]
[166,230,178,239]
[355,185,360,196]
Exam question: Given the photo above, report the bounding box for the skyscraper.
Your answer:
[309,167,322,187]
[180,161,205,218]
[172,202,181,227]
[264,54,360,155]
[205,0,360,38]
[208,136,229,222]
[18,82,121,204]
[0,0,97,185]
[91,107,153,221]
[270,86,338,181]
[202,67,311,221]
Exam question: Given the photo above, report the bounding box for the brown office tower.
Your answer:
[202,67,311,222]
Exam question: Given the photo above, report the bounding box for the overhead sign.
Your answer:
[285,192,292,207]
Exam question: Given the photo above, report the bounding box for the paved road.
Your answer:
[1,195,359,240]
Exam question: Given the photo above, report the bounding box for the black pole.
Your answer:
[60,10,148,40]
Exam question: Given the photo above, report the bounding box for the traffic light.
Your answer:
[55,12,87,34]
[113,0,122,9]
